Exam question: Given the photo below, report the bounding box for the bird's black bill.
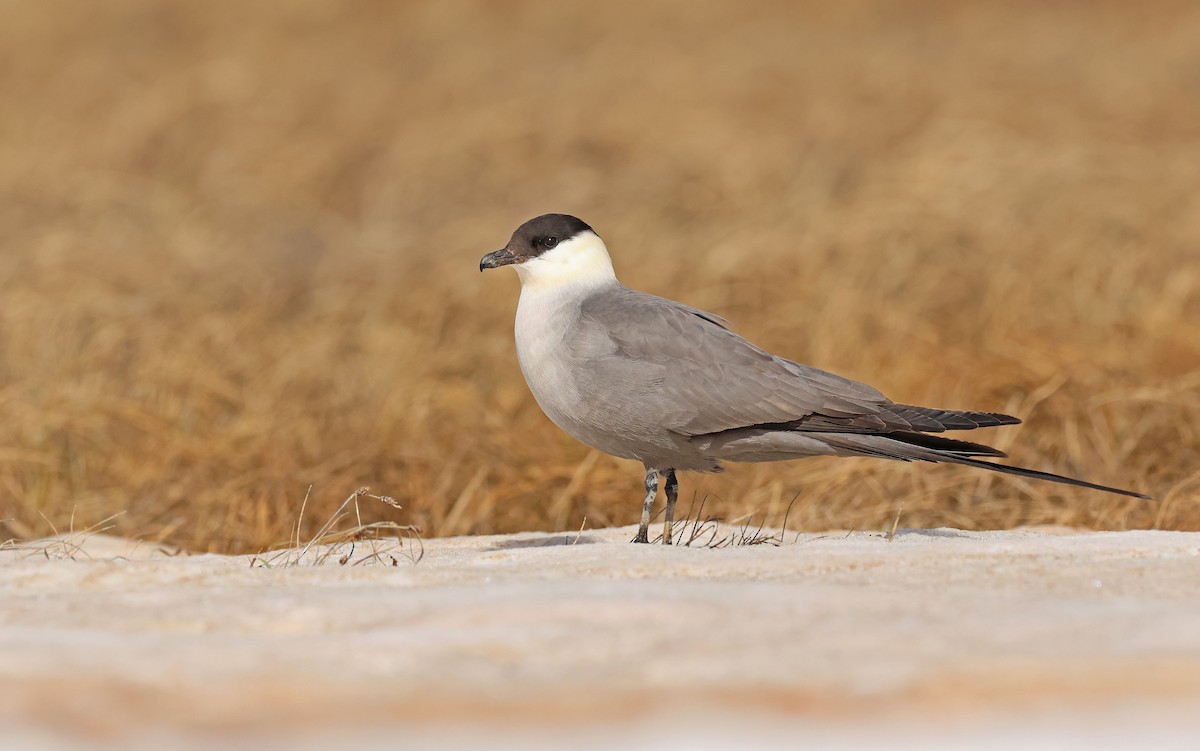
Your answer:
[480,249,517,271]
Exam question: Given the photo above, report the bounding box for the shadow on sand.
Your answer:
[890,528,975,540]
[487,534,602,551]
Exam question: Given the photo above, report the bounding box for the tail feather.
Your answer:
[941,454,1151,499]
[818,433,1151,500]
[887,430,1008,458]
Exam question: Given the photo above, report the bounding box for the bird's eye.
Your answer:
[543,236,559,249]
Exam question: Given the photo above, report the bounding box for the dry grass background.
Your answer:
[1,0,1197,553]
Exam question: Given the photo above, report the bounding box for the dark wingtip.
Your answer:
[889,404,1023,431]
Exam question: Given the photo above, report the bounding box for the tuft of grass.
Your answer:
[653,493,797,548]
[1,510,129,561]
[1,1,1197,553]
[250,487,422,568]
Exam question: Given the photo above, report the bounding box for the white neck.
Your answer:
[513,230,617,294]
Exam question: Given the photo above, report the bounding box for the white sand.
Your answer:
[3,526,1200,750]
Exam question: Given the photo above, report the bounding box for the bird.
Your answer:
[479,214,1150,544]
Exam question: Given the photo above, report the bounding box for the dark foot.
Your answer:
[632,529,650,544]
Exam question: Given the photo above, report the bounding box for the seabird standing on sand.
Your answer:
[480,214,1149,544]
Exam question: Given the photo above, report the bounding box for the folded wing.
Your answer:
[573,286,1017,440]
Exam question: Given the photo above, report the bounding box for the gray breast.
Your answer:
[513,284,706,468]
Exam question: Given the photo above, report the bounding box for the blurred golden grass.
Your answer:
[1,0,1197,552]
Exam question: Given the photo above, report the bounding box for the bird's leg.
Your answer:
[662,469,678,546]
[633,468,659,544]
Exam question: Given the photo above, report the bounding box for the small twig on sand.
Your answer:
[888,501,904,543]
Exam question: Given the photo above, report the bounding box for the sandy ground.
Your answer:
[3,526,1200,750]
